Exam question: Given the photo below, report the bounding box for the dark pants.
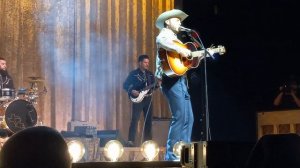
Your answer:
[128,96,153,143]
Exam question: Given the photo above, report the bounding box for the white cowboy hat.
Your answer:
[155,9,188,30]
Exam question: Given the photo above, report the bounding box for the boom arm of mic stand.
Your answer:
[186,31,204,50]
[186,31,213,57]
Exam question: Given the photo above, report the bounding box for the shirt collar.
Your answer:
[161,28,177,36]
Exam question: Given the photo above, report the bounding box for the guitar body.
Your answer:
[129,89,150,103]
[128,81,157,103]
[159,42,226,77]
[158,41,201,77]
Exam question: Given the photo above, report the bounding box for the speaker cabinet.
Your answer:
[152,118,170,147]
[97,130,126,147]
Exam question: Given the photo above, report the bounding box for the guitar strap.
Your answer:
[144,71,153,86]
[143,72,148,86]
[146,71,155,95]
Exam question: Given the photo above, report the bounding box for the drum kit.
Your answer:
[0,77,47,133]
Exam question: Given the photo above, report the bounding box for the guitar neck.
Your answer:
[141,79,158,91]
[191,50,205,58]
[142,83,156,91]
[190,47,223,58]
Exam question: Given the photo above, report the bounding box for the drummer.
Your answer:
[0,57,14,89]
[0,57,15,129]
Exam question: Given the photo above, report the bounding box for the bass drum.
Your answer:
[4,99,37,133]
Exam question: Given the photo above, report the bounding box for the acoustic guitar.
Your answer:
[158,41,226,77]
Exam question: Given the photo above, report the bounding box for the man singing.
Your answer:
[155,9,194,161]
[0,57,14,89]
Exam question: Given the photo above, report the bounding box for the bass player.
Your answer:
[123,54,156,147]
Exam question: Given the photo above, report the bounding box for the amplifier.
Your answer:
[67,121,97,131]
[74,126,97,137]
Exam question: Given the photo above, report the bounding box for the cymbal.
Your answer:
[27,77,44,82]
[28,76,43,80]
[28,79,44,82]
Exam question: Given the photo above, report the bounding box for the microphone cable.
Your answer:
[132,93,153,161]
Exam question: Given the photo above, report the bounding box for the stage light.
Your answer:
[141,140,159,161]
[104,140,124,161]
[173,141,186,158]
[67,140,86,163]
[181,141,207,168]
[0,137,9,151]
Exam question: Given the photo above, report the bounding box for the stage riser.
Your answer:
[64,137,166,162]
[97,147,166,161]
[64,137,255,167]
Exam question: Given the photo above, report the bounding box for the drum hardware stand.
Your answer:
[27,77,46,126]
[28,85,39,105]
[27,77,45,105]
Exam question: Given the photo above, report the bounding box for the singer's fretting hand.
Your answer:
[179,48,191,58]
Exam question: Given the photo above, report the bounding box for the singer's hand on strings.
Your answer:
[179,48,191,58]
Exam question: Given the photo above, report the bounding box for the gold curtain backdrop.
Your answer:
[0,0,174,139]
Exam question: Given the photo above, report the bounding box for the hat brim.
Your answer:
[156,9,188,30]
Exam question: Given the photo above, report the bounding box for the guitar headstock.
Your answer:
[208,45,226,55]
[217,45,226,55]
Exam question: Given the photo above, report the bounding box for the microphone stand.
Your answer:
[0,74,3,89]
[186,31,212,141]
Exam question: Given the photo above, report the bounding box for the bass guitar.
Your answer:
[158,41,226,77]
[129,82,157,103]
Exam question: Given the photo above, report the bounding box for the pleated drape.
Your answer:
[0,0,174,139]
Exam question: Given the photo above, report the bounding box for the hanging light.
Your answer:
[67,140,86,163]
[141,140,160,161]
[104,140,124,161]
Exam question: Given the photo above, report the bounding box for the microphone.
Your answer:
[179,26,192,32]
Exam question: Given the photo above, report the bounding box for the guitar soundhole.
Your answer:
[181,57,193,66]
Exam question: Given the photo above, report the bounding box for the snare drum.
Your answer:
[0,88,15,101]
[4,99,37,133]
